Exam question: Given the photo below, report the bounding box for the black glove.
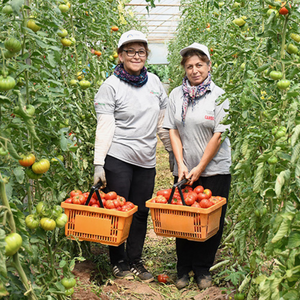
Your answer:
[168,151,175,173]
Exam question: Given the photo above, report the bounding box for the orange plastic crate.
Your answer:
[146,198,226,242]
[61,202,137,246]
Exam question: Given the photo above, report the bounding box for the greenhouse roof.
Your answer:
[125,0,181,44]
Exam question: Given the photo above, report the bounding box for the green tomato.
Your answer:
[233,18,246,27]
[287,44,298,54]
[25,214,40,229]
[61,277,76,289]
[25,168,43,179]
[267,9,279,17]
[32,159,50,174]
[0,76,16,91]
[57,28,68,38]
[26,18,41,32]
[269,71,283,80]
[2,5,13,14]
[56,213,68,228]
[5,233,23,256]
[40,217,56,231]
[59,4,70,13]
[277,79,290,90]
[26,105,35,116]
[275,130,286,139]
[240,63,245,70]
[290,33,300,43]
[234,293,245,300]
[52,205,63,218]
[0,147,8,156]
[79,80,91,89]
[254,209,260,217]
[4,38,22,53]
[267,156,278,164]
[51,155,64,163]
[65,287,74,296]
[69,79,78,86]
[36,202,51,217]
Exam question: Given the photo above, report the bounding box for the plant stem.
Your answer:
[0,176,16,232]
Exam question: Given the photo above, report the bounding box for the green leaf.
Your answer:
[288,232,300,248]
[271,219,290,243]
[60,132,68,151]
[0,95,11,104]
[13,167,24,184]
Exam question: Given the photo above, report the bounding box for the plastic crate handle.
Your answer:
[167,178,190,205]
[85,180,105,208]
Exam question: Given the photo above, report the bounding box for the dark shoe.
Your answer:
[130,260,154,283]
[175,274,189,290]
[196,274,212,289]
[112,260,134,280]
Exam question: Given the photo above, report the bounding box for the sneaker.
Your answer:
[112,260,134,280]
[175,274,189,290]
[130,260,154,283]
[196,274,212,290]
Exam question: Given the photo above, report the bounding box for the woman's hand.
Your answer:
[187,166,202,185]
[178,163,189,182]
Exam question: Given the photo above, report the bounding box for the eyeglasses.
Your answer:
[123,49,146,57]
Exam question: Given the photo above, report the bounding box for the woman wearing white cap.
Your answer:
[93,30,171,282]
[163,43,231,290]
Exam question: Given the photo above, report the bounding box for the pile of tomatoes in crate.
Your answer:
[151,185,225,208]
[64,189,135,212]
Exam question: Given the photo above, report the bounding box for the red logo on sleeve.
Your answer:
[205,115,214,120]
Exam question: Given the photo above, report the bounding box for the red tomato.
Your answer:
[157,189,171,200]
[126,202,135,209]
[70,190,82,197]
[184,195,195,206]
[105,200,115,209]
[92,190,106,200]
[83,192,89,200]
[191,201,200,208]
[197,192,210,201]
[91,204,100,208]
[155,195,168,204]
[199,199,214,208]
[157,274,169,283]
[65,198,72,204]
[118,196,126,206]
[121,204,131,212]
[203,189,212,198]
[187,191,198,202]
[88,198,97,206]
[279,7,288,15]
[181,185,193,193]
[105,191,117,200]
[113,199,120,208]
[194,185,204,194]
[72,196,82,205]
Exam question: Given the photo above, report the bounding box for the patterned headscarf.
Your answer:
[181,72,212,124]
[114,63,148,87]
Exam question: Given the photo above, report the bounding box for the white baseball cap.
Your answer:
[118,30,148,48]
[180,42,210,60]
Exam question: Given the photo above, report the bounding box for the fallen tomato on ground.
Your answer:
[157,274,169,283]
